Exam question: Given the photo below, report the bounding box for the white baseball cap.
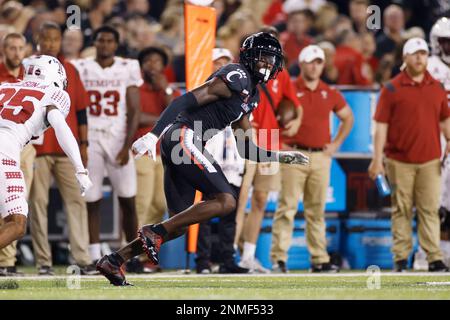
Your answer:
[299,45,325,63]
[212,48,234,62]
[402,37,429,56]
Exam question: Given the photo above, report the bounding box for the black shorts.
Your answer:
[160,123,237,214]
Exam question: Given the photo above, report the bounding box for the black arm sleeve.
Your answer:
[151,91,199,137]
[235,136,278,162]
[76,110,87,125]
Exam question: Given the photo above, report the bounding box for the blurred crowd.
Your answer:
[0,0,448,86]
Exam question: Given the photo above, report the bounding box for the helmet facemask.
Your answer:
[430,17,450,64]
[240,32,284,84]
[55,78,68,90]
[437,37,450,65]
[252,50,283,83]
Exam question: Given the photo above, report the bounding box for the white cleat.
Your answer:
[238,258,271,274]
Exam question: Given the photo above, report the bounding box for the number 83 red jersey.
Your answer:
[0,80,70,160]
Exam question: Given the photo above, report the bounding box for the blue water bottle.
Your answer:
[375,174,391,197]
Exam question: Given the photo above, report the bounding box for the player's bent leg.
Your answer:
[164,225,188,241]
[138,193,236,265]
[0,214,27,250]
[97,180,177,283]
[163,193,236,234]
[97,154,197,283]
[99,124,239,278]
[138,152,197,245]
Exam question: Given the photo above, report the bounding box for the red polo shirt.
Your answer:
[135,83,180,154]
[34,55,89,156]
[335,45,371,85]
[280,31,313,68]
[285,77,347,148]
[374,70,450,164]
[262,0,286,26]
[251,69,300,150]
[0,62,24,83]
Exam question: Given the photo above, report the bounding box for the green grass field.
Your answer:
[1,270,450,300]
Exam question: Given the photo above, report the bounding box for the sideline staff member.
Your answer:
[270,45,353,273]
[369,37,450,272]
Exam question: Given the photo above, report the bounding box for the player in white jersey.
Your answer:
[73,26,142,263]
[0,54,92,249]
[428,18,450,108]
[414,17,450,270]
[430,17,450,265]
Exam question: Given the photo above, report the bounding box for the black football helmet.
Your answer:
[239,32,284,83]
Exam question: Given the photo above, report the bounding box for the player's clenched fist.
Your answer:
[278,151,309,165]
[75,169,93,197]
[132,132,158,160]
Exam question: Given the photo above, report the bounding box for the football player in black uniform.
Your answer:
[97,32,309,286]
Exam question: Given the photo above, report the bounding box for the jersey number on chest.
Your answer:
[88,90,120,116]
[0,88,45,124]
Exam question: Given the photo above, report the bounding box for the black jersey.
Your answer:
[175,63,259,141]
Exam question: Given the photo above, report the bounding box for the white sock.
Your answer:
[89,243,102,262]
[101,242,112,255]
[242,242,256,262]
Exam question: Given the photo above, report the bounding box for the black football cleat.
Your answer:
[272,260,288,273]
[38,266,55,276]
[393,259,408,272]
[310,262,340,273]
[138,225,163,265]
[219,263,249,274]
[0,266,24,277]
[96,255,132,286]
[428,260,449,272]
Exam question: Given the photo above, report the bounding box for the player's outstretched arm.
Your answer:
[46,105,93,196]
[132,76,233,159]
[232,115,309,165]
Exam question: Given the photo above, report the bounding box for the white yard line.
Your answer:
[419,282,450,286]
[1,272,449,281]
